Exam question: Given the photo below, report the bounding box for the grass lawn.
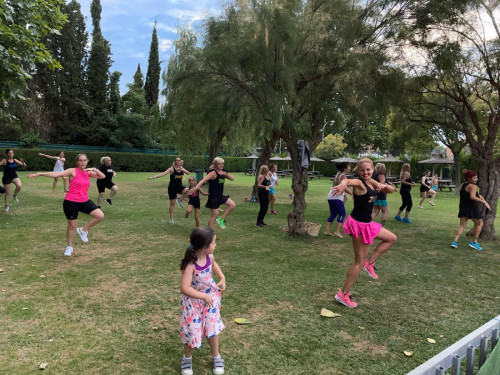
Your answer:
[1,172,499,374]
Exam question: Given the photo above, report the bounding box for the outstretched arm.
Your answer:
[149,167,173,180]
[193,171,215,191]
[14,158,27,167]
[180,167,190,175]
[29,168,74,179]
[38,153,63,161]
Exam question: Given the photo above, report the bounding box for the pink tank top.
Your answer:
[65,168,90,202]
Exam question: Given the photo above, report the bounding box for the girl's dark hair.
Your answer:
[335,162,349,172]
[5,149,12,155]
[180,227,215,270]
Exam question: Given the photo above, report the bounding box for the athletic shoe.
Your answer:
[12,195,19,203]
[418,205,423,209]
[64,246,73,256]
[451,241,458,248]
[362,259,379,279]
[169,218,174,225]
[4,205,9,212]
[270,210,278,215]
[261,222,267,226]
[216,217,226,230]
[429,201,435,206]
[105,198,112,206]
[255,223,263,227]
[176,198,184,209]
[335,290,357,308]
[402,217,412,224]
[469,241,483,251]
[394,215,402,221]
[180,357,193,375]
[77,227,88,243]
[213,356,225,375]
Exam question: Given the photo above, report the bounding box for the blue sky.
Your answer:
[77,0,224,96]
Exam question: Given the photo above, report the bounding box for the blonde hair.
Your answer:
[400,163,410,179]
[75,153,87,162]
[374,163,386,174]
[259,165,268,175]
[353,158,373,173]
[212,157,224,168]
[100,156,111,164]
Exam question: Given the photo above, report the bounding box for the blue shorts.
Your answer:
[374,199,388,207]
[269,187,275,195]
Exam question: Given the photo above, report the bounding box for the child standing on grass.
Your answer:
[332,158,397,308]
[180,227,226,375]
[185,176,209,227]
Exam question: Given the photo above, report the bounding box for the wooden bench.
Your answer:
[439,184,456,192]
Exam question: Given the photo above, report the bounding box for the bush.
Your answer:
[19,129,44,148]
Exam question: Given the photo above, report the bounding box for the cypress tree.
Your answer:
[144,24,161,109]
[87,0,112,113]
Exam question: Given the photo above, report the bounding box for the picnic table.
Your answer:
[245,169,257,175]
[438,179,455,192]
[386,175,401,188]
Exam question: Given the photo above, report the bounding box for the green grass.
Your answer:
[1,172,499,374]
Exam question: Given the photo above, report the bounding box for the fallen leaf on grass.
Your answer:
[320,308,341,318]
[234,318,251,325]
[404,351,413,357]
[169,298,176,302]
[39,362,48,370]
[152,327,158,331]
[39,275,45,278]
[22,308,28,310]
[358,326,365,330]
[440,335,444,338]
[427,338,436,344]
[0,268,3,273]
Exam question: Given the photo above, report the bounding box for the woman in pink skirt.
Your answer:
[332,158,397,308]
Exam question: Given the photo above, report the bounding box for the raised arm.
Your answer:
[149,167,173,180]
[14,158,27,167]
[180,167,190,175]
[194,171,216,190]
[86,167,105,179]
[222,171,234,181]
[28,168,75,179]
[371,178,396,194]
[38,153,63,161]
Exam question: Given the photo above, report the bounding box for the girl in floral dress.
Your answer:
[180,227,226,375]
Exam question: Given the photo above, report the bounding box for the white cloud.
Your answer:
[159,38,173,52]
[155,22,178,34]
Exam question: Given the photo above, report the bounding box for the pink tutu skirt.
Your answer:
[343,215,382,244]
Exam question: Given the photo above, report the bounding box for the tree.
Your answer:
[0,0,66,119]
[108,71,122,114]
[87,0,112,113]
[144,24,161,109]
[123,64,147,115]
[397,0,500,239]
[315,134,346,160]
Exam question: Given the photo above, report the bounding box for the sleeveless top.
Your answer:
[208,170,226,198]
[459,183,479,213]
[350,179,378,223]
[53,158,65,172]
[65,168,90,202]
[169,168,184,189]
[400,176,413,193]
[3,159,18,179]
[373,173,387,200]
[328,172,346,201]
[259,176,271,191]
[270,172,278,188]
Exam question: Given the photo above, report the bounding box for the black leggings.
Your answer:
[257,188,269,224]
[399,190,413,212]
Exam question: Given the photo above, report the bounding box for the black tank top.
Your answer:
[208,170,226,198]
[169,167,184,189]
[459,183,479,212]
[3,159,18,179]
[373,173,387,200]
[99,164,114,184]
[400,176,413,193]
[259,176,271,191]
[351,179,378,223]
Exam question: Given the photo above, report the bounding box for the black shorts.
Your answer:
[168,184,186,200]
[188,195,201,209]
[420,185,430,193]
[2,174,18,185]
[63,199,99,220]
[0,186,5,194]
[97,180,115,193]
[205,195,229,209]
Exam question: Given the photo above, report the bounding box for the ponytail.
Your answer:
[180,246,197,270]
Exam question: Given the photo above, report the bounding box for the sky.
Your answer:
[77,0,225,96]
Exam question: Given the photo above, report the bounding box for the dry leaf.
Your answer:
[320,308,341,318]
[427,338,436,344]
[0,268,4,273]
[39,362,48,370]
[234,318,251,325]
[39,275,45,278]
[152,327,158,331]
[358,326,365,330]
[439,335,444,338]
[404,351,413,357]
[22,307,28,310]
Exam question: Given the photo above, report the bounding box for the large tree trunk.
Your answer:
[287,140,308,236]
[207,126,226,169]
[476,160,500,240]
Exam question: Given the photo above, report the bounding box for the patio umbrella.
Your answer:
[418,157,454,178]
[331,156,358,163]
[375,155,403,175]
[310,155,324,171]
[244,153,259,169]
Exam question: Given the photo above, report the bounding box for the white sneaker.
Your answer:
[77,227,88,242]
[12,195,19,203]
[4,205,9,212]
[64,246,73,256]
[169,218,174,225]
[176,198,184,209]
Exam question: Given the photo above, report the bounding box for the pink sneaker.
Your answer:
[335,290,357,308]
[362,259,378,279]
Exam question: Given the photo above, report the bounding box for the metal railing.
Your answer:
[407,315,500,375]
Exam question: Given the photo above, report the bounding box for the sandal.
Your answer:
[213,356,225,375]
